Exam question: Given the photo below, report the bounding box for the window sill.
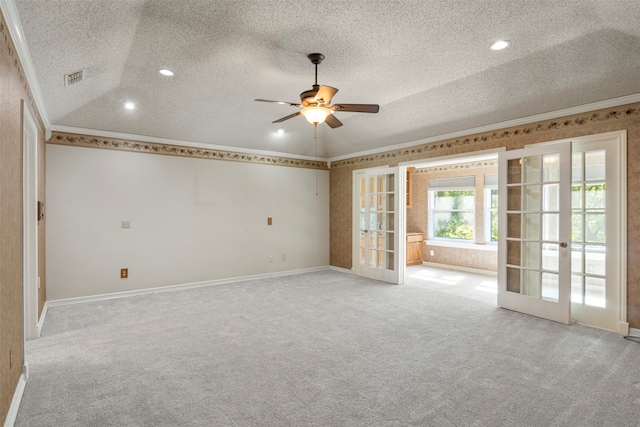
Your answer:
[425,240,498,251]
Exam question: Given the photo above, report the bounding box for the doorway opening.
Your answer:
[396,132,626,333]
[401,150,501,302]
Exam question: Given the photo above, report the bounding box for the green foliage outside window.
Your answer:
[572,183,606,243]
[433,190,475,240]
[490,188,498,241]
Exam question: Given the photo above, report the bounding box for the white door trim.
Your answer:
[22,100,39,342]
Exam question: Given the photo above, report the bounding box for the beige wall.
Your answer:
[0,10,46,424]
[330,102,640,328]
[407,161,498,271]
[46,141,329,300]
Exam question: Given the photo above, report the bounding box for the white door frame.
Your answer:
[23,100,39,342]
[399,148,506,278]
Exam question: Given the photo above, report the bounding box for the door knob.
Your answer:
[560,242,568,248]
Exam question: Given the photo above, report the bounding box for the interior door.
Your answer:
[570,135,623,332]
[498,142,572,323]
[353,168,401,284]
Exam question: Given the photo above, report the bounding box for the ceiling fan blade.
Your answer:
[324,114,343,129]
[272,112,301,123]
[255,99,301,107]
[331,103,379,113]
[314,86,338,106]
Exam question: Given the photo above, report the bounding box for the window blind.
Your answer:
[484,174,498,188]
[428,176,475,190]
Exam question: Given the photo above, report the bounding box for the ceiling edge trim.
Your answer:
[51,125,328,163]
[48,131,329,171]
[0,0,51,138]
[329,93,640,164]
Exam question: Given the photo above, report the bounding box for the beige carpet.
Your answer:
[16,269,640,426]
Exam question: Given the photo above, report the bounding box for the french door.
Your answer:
[498,142,572,324]
[352,167,401,284]
[569,135,624,332]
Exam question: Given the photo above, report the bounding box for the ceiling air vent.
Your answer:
[64,69,84,86]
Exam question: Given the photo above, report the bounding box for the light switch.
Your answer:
[267,217,272,225]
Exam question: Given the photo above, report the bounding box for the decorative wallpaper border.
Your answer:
[331,104,640,168]
[0,15,42,130]
[48,132,329,170]
[414,160,498,174]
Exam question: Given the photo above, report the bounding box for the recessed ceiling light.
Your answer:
[276,129,284,135]
[491,40,511,51]
[158,69,174,76]
[124,102,135,110]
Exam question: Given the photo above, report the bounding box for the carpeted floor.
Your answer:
[16,269,640,426]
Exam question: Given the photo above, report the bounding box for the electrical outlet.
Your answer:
[429,250,435,257]
[268,256,273,263]
[282,254,286,261]
[121,220,131,228]
[121,268,128,279]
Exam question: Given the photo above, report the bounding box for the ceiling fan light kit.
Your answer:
[255,53,379,129]
[301,106,331,124]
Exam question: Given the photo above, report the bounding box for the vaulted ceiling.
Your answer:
[13,0,640,159]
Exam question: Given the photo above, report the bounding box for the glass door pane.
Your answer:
[571,150,606,308]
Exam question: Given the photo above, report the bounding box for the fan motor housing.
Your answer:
[300,85,320,107]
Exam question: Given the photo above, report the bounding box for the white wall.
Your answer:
[46,144,329,300]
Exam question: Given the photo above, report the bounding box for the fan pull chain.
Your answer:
[314,124,318,196]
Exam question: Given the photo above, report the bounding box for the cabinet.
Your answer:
[406,232,424,266]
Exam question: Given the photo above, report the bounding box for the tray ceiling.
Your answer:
[13,0,640,158]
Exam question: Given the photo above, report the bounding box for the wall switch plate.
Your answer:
[430,250,435,257]
[121,268,128,279]
[282,254,286,261]
[268,256,273,263]
[267,217,272,226]
[121,220,131,228]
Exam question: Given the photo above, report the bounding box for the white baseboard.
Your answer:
[3,372,27,427]
[618,322,630,337]
[419,261,497,276]
[37,303,48,338]
[45,266,331,307]
[629,327,640,337]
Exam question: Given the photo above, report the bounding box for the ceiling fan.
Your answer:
[255,53,379,128]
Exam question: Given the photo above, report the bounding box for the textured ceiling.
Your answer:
[14,0,640,159]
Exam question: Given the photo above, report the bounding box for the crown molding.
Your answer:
[328,93,640,164]
[0,0,51,138]
[51,125,328,163]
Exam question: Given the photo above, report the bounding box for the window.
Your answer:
[428,177,475,241]
[484,174,498,243]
